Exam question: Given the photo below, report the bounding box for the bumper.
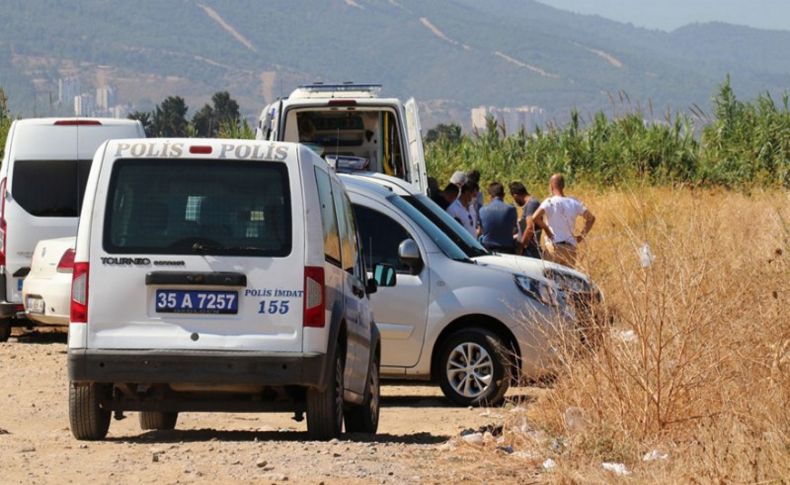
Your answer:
[68,349,329,390]
[22,274,71,325]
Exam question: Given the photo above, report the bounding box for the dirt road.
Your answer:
[0,330,541,484]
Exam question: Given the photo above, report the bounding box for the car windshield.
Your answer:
[402,194,489,258]
[104,159,291,256]
[386,194,471,263]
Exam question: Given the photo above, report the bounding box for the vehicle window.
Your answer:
[314,168,342,266]
[332,182,359,274]
[387,195,471,262]
[104,159,291,256]
[352,205,412,273]
[11,160,92,217]
[288,109,406,179]
[403,194,489,258]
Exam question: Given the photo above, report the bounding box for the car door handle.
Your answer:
[352,286,365,298]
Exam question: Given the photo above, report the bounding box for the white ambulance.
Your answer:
[255,83,428,193]
[0,118,145,340]
[67,138,385,440]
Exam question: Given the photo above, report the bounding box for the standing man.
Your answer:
[447,182,477,237]
[527,174,595,268]
[479,182,518,253]
[510,182,542,258]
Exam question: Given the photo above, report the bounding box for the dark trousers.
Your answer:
[485,243,516,254]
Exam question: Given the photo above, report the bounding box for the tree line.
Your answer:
[128,91,253,139]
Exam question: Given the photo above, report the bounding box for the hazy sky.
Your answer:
[536,0,790,31]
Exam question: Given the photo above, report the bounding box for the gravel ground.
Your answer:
[0,329,542,484]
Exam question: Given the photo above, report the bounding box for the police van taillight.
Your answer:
[70,262,89,323]
[0,178,7,267]
[303,266,325,328]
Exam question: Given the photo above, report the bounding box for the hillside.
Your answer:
[0,0,788,127]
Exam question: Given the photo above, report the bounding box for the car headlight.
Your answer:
[544,269,590,293]
[514,275,556,306]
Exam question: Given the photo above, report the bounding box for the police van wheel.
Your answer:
[139,411,178,431]
[0,319,11,342]
[69,382,111,441]
[438,328,511,407]
[306,347,344,440]
[344,352,380,434]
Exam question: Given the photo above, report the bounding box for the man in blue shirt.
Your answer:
[479,182,518,254]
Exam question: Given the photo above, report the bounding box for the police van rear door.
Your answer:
[86,140,306,353]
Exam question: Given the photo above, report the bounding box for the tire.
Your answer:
[344,352,380,434]
[139,411,178,431]
[437,328,511,407]
[0,319,11,342]
[69,382,111,440]
[306,347,344,440]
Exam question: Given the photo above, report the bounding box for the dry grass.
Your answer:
[495,187,789,483]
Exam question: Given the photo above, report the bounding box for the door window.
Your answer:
[352,205,413,273]
[314,168,342,266]
[332,183,359,275]
[11,159,92,217]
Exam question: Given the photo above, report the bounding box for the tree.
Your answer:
[127,110,152,136]
[0,88,11,159]
[425,123,462,144]
[192,91,241,137]
[151,96,188,137]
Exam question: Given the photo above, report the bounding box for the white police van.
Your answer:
[67,138,385,440]
[256,83,428,193]
[0,118,145,341]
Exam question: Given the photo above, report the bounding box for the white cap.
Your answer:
[450,171,468,185]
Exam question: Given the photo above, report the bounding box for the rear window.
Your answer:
[104,159,291,257]
[11,160,92,217]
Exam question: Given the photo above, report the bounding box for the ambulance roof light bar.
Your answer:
[298,82,382,93]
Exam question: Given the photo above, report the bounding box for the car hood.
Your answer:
[472,254,591,287]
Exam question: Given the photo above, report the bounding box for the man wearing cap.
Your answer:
[527,174,595,268]
[447,182,477,237]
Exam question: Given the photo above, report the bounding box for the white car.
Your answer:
[0,117,145,341]
[22,237,76,326]
[256,83,428,193]
[67,138,385,441]
[340,173,598,406]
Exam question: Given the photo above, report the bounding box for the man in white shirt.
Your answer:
[526,174,595,268]
[447,183,477,237]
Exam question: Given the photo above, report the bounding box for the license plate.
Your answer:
[155,290,238,314]
[26,296,45,314]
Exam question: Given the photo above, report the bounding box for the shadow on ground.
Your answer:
[107,429,448,445]
[12,329,68,345]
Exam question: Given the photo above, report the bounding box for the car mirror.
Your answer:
[366,277,378,294]
[373,263,396,287]
[398,239,423,275]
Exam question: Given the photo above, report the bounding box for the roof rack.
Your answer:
[298,82,382,93]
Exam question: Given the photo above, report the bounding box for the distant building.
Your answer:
[471,105,546,134]
[58,77,80,105]
[96,86,115,111]
[110,104,130,119]
[74,93,95,117]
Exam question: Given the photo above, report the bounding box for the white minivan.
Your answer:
[0,118,145,340]
[340,173,599,406]
[256,83,428,193]
[67,138,384,440]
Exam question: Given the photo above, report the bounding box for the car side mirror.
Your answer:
[366,278,378,295]
[373,263,396,287]
[398,239,423,275]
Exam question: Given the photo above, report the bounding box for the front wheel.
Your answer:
[306,347,344,440]
[69,382,111,440]
[344,353,380,434]
[437,328,511,407]
[0,319,11,342]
